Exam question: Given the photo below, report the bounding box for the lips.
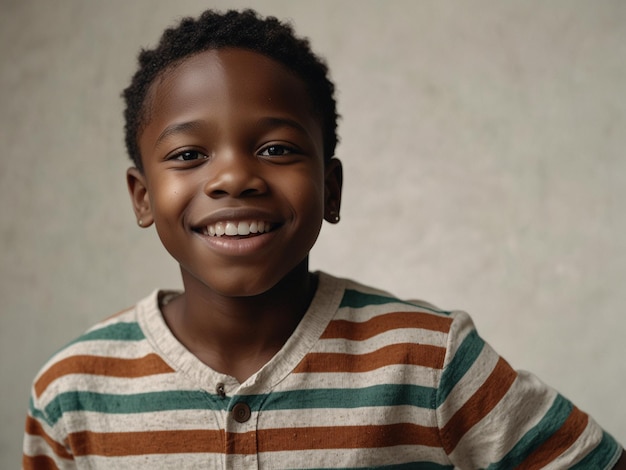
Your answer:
[191,213,281,257]
[200,220,275,237]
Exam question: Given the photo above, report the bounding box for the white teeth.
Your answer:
[225,222,238,236]
[237,221,250,235]
[215,222,225,236]
[205,221,271,237]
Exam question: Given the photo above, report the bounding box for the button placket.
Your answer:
[224,397,258,468]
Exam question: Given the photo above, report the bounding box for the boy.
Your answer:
[23,9,624,469]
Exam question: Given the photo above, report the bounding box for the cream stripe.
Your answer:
[80,453,222,469]
[64,406,436,435]
[259,444,450,468]
[50,399,439,434]
[281,366,439,390]
[258,404,435,429]
[63,409,225,433]
[316,329,448,353]
[23,434,69,462]
[335,301,448,322]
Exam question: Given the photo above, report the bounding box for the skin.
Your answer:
[127,48,342,383]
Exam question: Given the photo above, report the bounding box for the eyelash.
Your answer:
[171,150,208,161]
[258,144,297,157]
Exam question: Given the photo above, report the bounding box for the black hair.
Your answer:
[122,9,339,170]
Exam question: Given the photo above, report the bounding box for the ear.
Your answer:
[323,158,343,224]
[126,167,154,228]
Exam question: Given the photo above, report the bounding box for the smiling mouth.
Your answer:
[196,220,276,238]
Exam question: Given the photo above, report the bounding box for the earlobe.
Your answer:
[323,158,343,224]
[126,167,154,228]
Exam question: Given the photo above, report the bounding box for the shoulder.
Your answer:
[319,273,477,366]
[331,274,472,340]
[29,291,172,412]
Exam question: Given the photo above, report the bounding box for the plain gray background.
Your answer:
[2,0,625,466]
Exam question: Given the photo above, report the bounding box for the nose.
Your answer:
[203,151,268,198]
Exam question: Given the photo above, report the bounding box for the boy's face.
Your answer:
[127,48,342,298]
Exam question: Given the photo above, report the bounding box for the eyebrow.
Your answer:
[153,116,314,149]
[255,116,314,140]
[154,120,206,149]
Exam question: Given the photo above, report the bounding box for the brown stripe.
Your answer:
[322,312,453,341]
[68,429,225,456]
[227,429,258,455]
[441,357,517,453]
[293,343,447,373]
[35,353,175,397]
[516,407,589,470]
[68,424,440,456]
[258,423,441,451]
[24,415,74,460]
[22,454,61,470]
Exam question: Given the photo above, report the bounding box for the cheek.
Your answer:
[150,176,194,226]
[288,169,325,216]
[289,175,326,239]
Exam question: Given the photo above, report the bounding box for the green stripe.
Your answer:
[39,384,437,427]
[41,390,220,425]
[340,290,448,315]
[486,394,573,469]
[245,384,437,412]
[436,329,484,406]
[569,431,622,470]
[69,322,145,345]
[299,463,453,470]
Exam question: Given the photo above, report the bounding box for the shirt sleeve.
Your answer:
[23,385,76,470]
[434,310,623,469]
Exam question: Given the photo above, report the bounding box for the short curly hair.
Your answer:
[122,9,339,170]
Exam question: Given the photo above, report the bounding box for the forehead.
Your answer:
[140,48,321,143]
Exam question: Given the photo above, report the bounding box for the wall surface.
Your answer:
[1,0,625,466]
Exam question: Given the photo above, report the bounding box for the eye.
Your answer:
[171,150,208,161]
[259,145,295,157]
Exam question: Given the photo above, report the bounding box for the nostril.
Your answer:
[240,187,263,197]
[208,189,229,199]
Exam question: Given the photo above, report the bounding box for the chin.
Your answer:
[217,282,272,298]
[181,257,310,300]
[202,271,287,299]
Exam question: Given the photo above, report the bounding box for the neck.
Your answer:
[162,262,317,383]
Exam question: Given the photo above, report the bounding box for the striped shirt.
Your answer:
[23,272,622,469]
